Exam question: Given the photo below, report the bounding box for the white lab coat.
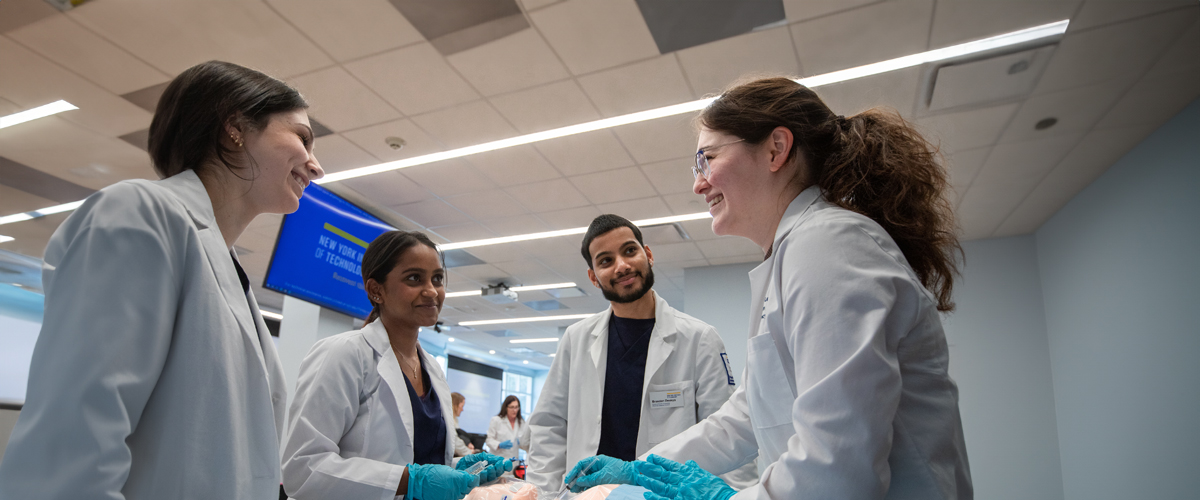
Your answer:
[527,292,741,494]
[647,187,972,499]
[282,319,457,499]
[0,170,288,500]
[485,415,531,459]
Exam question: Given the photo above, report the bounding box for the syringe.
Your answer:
[465,460,489,476]
[555,456,599,500]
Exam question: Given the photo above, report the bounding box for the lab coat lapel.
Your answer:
[422,347,458,462]
[642,292,676,397]
[364,321,416,448]
[588,307,612,370]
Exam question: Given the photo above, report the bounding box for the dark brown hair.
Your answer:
[148,60,308,179]
[360,230,442,326]
[580,214,644,269]
[700,77,962,311]
[497,395,524,424]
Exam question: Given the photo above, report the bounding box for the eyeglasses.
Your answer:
[692,139,745,179]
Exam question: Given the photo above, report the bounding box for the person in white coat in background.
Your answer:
[566,77,972,499]
[0,61,322,500]
[282,231,509,500]
[528,214,754,495]
[486,395,531,460]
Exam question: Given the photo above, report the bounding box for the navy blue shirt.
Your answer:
[404,357,447,465]
[596,314,655,460]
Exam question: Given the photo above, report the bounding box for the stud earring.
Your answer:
[231,134,243,148]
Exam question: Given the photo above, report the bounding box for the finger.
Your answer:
[632,461,672,482]
[634,475,677,498]
[646,454,686,473]
[684,460,701,470]
[644,491,673,500]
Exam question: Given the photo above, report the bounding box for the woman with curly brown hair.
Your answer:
[566,77,972,499]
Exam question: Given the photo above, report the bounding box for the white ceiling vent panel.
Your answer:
[925,44,1057,113]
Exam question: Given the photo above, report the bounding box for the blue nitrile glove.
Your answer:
[456,452,512,483]
[407,462,479,500]
[564,455,637,492]
[633,454,735,500]
[497,440,514,449]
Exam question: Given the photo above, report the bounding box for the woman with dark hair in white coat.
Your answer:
[486,395,531,460]
[0,61,324,499]
[566,77,972,499]
[282,231,509,500]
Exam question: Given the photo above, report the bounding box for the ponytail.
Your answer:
[700,77,962,311]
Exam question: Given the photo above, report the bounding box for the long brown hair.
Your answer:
[360,230,442,326]
[497,395,524,424]
[700,77,962,311]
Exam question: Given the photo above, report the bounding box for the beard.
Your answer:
[601,264,655,304]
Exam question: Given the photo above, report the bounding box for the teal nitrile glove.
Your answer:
[456,452,512,483]
[407,463,478,500]
[497,440,514,449]
[564,455,637,493]
[633,454,735,500]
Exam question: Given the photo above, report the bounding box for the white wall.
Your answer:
[1034,99,1200,500]
[683,262,758,386]
[276,295,358,415]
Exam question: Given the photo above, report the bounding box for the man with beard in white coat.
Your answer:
[527,214,755,494]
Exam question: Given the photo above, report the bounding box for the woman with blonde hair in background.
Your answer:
[451,392,477,456]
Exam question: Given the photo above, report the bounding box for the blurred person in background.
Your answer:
[487,395,531,460]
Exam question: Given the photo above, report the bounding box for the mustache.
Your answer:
[610,270,641,286]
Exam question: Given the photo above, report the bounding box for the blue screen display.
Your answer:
[263,184,395,319]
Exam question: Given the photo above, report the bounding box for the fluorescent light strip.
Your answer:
[260,310,283,321]
[0,235,14,244]
[509,337,562,344]
[445,281,578,298]
[317,20,1068,184]
[441,212,713,251]
[0,100,77,130]
[460,313,594,326]
[0,200,86,226]
[0,21,1069,226]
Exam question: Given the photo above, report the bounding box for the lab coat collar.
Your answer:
[769,185,822,258]
[748,186,822,342]
[363,319,453,456]
[587,291,677,372]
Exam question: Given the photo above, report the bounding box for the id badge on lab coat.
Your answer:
[649,389,686,409]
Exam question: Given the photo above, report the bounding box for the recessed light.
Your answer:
[522,360,529,365]
[1035,117,1058,130]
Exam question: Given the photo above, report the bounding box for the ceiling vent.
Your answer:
[920,43,1058,115]
[639,222,691,245]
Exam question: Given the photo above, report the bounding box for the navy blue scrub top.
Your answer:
[597,314,655,460]
[404,356,448,465]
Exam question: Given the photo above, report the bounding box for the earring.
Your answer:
[231,134,243,148]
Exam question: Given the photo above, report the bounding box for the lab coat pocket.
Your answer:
[746,333,794,430]
[645,381,696,443]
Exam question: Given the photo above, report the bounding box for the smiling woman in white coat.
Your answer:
[568,77,972,500]
[282,231,509,500]
[486,395,531,460]
[0,61,324,500]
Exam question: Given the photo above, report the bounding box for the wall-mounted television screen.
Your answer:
[264,184,395,319]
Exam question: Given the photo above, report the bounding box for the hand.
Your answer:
[467,443,476,452]
[407,463,478,500]
[497,440,514,450]
[634,455,735,500]
[564,455,637,492]
[456,452,513,483]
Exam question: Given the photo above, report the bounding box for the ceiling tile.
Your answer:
[343,171,435,207]
[569,166,658,205]
[410,100,517,149]
[289,67,401,132]
[459,241,533,263]
[1095,64,1200,130]
[265,0,424,62]
[612,114,698,164]
[781,0,884,23]
[520,0,561,11]
[695,237,764,260]
[517,236,580,260]
[9,14,170,95]
[929,1,1080,48]
[0,36,152,138]
[956,132,1084,238]
[312,134,379,174]
[662,192,708,215]
[999,78,1133,144]
[680,219,720,241]
[466,145,563,187]
[447,28,570,96]
[529,0,660,75]
[483,214,551,236]
[1145,18,1199,78]
[403,159,497,197]
[676,25,801,97]
[390,198,473,227]
[345,43,480,116]
[489,79,601,134]
[641,156,695,195]
[68,0,332,77]
[505,178,590,211]
[1034,9,1194,94]
[534,130,636,176]
[706,254,764,266]
[444,190,529,221]
[790,0,934,76]
[943,147,991,208]
[342,118,445,162]
[450,263,510,283]
[813,66,920,117]
[914,103,1019,154]
[0,116,155,190]
[994,124,1157,237]
[0,184,57,216]
[1069,1,1195,32]
[535,205,603,229]
[492,259,562,285]
[647,241,705,263]
[428,222,495,242]
[595,195,673,220]
[577,55,694,117]
[0,0,58,34]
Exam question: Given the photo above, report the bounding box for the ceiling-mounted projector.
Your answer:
[482,284,518,304]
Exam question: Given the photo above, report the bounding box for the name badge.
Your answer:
[649,390,685,409]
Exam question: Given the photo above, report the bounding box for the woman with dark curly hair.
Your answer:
[567,77,972,500]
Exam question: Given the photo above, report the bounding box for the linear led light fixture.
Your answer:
[260,310,283,321]
[445,282,578,298]
[0,235,14,244]
[460,313,594,326]
[509,337,562,344]
[441,212,712,251]
[0,200,85,226]
[317,20,1068,184]
[0,21,1069,226]
[0,100,77,130]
